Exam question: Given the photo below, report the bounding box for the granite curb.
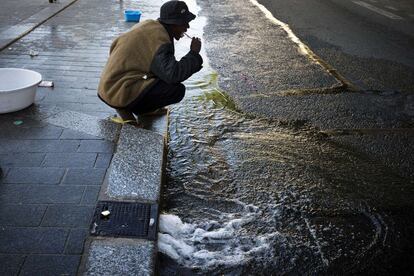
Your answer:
[78,237,156,276]
[78,114,169,276]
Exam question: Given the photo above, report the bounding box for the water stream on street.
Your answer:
[158,71,409,274]
[157,0,412,274]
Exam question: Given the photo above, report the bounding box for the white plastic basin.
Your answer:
[0,68,42,114]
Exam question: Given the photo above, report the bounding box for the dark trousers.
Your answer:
[127,80,185,115]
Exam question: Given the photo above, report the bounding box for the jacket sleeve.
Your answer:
[150,43,203,84]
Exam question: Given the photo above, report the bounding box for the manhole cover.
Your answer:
[90,201,158,240]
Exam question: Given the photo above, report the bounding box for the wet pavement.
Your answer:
[256,0,414,94]
[0,0,149,274]
[0,0,78,50]
[199,0,414,179]
[160,96,414,274]
[158,0,414,274]
[0,0,413,275]
[0,113,114,275]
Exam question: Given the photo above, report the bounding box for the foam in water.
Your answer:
[157,202,275,270]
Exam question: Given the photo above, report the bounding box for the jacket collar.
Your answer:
[159,20,174,42]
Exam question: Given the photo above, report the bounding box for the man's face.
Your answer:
[170,22,190,40]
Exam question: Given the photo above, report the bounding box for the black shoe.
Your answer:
[141,107,168,116]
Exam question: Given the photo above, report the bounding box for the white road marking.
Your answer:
[248,0,359,90]
[248,0,312,57]
[352,1,403,20]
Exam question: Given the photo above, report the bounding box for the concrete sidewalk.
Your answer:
[0,110,116,275]
[0,0,167,275]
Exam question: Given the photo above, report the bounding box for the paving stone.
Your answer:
[40,90,98,104]
[0,254,25,276]
[20,255,80,276]
[24,185,85,204]
[0,125,63,140]
[60,129,104,140]
[94,153,113,168]
[34,139,80,153]
[42,205,94,227]
[0,184,28,203]
[81,238,155,276]
[65,228,89,254]
[52,102,113,115]
[81,186,101,205]
[0,117,47,129]
[0,153,45,167]
[0,139,80,153]
[46,110,121,142]
[9,105,65,123]
[2,167,65,184]
[42,152,97,167]
[84,111,113,120]
[0,167,9,178]
[101,125,164,202]
[0,0,78,50]
[78,140,114,153]
[63,168,106,185]
[0,228,69,254]
[0,140,27,153]
[0,204,47,226]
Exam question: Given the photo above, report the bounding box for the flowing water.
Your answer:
[157,1,413,274]
[157,70,413,274]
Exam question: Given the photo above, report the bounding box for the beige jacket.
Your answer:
[98,20,170,108]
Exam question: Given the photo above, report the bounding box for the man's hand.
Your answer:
[190,37,202,53]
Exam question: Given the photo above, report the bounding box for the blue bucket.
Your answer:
[124,10,141,22]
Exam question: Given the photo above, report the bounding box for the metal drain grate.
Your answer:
[90,201,158,240]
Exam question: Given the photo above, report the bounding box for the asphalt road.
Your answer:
[257,0,414,93]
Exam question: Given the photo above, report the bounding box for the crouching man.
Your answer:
[98,0,203,126]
